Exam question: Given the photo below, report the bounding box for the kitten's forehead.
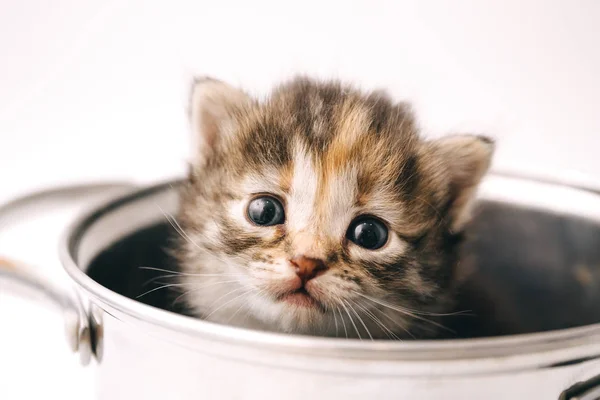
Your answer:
[225,78,435,235]
[233,78,416,163]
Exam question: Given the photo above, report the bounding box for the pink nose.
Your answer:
[290,255,327,283]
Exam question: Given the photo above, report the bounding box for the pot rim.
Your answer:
[59,167,600,362]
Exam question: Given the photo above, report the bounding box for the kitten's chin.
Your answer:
[255,292,329,335]
[278,289,320,309]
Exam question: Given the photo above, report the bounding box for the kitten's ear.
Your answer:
[188,77,251,164]
[431,134,495,232]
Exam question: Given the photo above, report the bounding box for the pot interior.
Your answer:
[82,176,600,339]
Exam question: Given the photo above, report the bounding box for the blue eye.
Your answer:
[247,196,285,226]
[346,217,388,250]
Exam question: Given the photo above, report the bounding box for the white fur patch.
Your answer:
[321,165,358,238]
[287,145,318,234]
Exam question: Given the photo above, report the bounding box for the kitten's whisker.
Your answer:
[372,306,416,339]
[139,266,183,275]
[351,300,400,341]
[159,207,234,264]
[155,209,248,269]
[139,266,245,278]
[344,300,373,340]
[359,302,415,339]
[225,289,265,324]
[205,288,255,319]
[354,292,438,329]
[239,290,268,326]
[207,286,247,308]
[353,308,392,340]
[227,289,266,323]
[136,283,195,299]
[225,299,248,324]
[332,306,339,337]
[142,272,242,287]
[353,292,454,333]
[339,301,362,340]
[351,290,466,316]
[397,308,473,317]
[158,207,221,257]
[142,274,179,286]
[171,280,241,305]
[336,306,348,339]
[158,205,196,245]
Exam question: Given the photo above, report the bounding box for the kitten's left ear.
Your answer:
[188,77,252,165]
[431,134,495,232]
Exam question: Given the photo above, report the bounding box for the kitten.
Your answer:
[173,76,494,339]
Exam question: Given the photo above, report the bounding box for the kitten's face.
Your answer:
[176,77,493,339]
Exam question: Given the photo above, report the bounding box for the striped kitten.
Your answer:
[174,76,494,339]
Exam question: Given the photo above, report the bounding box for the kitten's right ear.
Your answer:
[188,77,251,164]
[429,134,495,233]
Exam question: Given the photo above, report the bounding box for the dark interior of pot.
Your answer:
[86,200,600,339]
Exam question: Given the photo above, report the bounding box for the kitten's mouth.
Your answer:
[278,288,319,308]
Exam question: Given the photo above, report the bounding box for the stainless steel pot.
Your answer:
[1,171,600,399]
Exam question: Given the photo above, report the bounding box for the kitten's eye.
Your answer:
[346,217,388,250]
[247,196,285,226]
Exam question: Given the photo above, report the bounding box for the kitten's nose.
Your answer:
[290,255,326,283]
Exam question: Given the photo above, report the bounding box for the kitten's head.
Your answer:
[175,77,494,339]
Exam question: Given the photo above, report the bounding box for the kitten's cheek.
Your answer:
[304,276,357,305]
[304,280,325,299]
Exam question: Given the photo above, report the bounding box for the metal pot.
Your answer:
[1,171,600,399]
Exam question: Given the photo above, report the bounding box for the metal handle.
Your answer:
[560,374,600,400]
[0,256,92,363]
[0,182,136,365]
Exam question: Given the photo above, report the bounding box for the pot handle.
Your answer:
[560,372,600,399]
[0,256,93,363]
[0,182,137,366]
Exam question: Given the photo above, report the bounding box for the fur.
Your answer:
[173,76,494,339]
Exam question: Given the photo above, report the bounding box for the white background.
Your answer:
[0,1,599,399]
